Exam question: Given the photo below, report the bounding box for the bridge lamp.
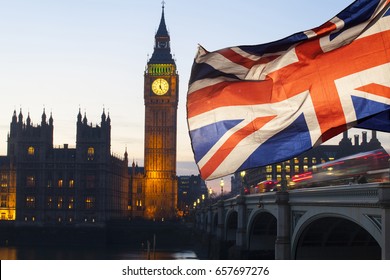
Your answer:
[220,178,224,195]
[240,171,246,195]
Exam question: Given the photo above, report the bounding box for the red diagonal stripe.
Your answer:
[218,48,280,69]
[200,115,276,179]
[311,21,337,36]
[355,82,390,98]
[188,79,275,118]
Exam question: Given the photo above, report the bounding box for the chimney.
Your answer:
[362,131,368,146]
[354,134,359,146]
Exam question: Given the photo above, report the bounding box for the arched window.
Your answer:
[28,146,35,156]
[87,147,94,160]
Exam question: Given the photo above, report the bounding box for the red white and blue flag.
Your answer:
[187,0,390,181]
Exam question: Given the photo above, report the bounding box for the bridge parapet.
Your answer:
[288,182,386,207]
[194,182,390,259]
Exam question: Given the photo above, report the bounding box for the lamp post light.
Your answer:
[240,170,246,195]
[208,187,213,205]
[220,178,224,196]
[281,161,288,192]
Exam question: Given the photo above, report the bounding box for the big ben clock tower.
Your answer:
[143,4,178,220]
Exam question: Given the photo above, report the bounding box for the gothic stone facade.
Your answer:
[1,109,129,226]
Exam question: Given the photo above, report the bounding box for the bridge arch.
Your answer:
[246,209,277,259]
[211,212,218,235]
[292,212,381,259]
[203,213,208,232]
[225,210,238,244]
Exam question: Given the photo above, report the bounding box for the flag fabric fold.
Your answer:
[187,0,390,181]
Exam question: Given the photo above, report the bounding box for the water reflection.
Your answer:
[0,246,199,260]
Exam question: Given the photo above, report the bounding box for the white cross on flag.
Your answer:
[187,0,390,180]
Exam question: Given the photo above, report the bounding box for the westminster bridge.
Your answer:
[193,182,390,259]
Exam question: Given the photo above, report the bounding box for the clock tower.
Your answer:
[143,4,178,220]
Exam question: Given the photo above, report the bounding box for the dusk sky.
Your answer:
[0,0,388,192]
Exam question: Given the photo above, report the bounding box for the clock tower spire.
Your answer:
[142,3,178,220]
[149,2,173,64]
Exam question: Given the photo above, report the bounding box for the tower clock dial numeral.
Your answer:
[158,41,167,48]
[152,78,169,95]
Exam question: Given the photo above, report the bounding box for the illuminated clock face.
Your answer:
[152,78,169,95]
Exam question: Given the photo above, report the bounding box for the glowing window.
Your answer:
[69,179,74,188]
[28,146,35,156]
[26,176,35,187]
[87,147,94,160]
[68,197,74,209]
[57,197,63,209]
[85,196,95,209]
[58,179,63,188]
[26,196,35,208]
[47,197,53,208]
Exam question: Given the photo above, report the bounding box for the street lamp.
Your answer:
[281,161,287,192]
[240,170,246,195]
[220,178,224,196]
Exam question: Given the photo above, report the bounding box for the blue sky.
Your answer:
[0,0,388,192]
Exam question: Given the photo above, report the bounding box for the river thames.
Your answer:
[0,245,201,260]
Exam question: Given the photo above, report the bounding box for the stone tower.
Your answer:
[143,4,178,220]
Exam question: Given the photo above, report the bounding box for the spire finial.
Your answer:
[162,0,165,9]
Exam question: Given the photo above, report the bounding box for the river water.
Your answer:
[0,245,200,260]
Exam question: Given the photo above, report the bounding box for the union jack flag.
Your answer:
[187,0,390,181]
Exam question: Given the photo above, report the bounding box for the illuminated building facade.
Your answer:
[0,5,180,223]
[177,175,207,216]
[2,109,129,226]
[0,156,16,220]
[231,130,385,193]
[135,4,178,220]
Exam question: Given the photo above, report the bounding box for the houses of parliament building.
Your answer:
[0,5,178,226]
